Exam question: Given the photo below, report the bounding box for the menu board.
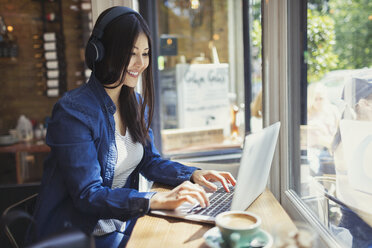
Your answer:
[176,64,230,134]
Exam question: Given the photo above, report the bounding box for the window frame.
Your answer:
[139,0,163,153]
[263,0,344,247]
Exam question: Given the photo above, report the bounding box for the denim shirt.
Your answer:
[31,74,199,241]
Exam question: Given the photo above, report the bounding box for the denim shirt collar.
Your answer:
[86,73,117,186]
[87,73,116,115]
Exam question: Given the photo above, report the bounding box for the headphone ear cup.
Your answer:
[85,40,97,70]
[85,39,105,69]
[94,39,105,62]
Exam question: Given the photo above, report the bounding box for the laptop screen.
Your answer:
[231,122,280,210]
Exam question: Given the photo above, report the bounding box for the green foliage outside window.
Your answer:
[251,19,261,60]
[307,9,338,83]
[307,0,372,83]
[329,0,372,70]
[252,0,371,84]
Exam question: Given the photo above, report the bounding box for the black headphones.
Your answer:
[85,6,137,70]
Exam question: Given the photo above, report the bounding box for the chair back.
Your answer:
[0,193,37,248]
[1,193,95,248]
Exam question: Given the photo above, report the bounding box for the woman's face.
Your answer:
[123,33,150,88]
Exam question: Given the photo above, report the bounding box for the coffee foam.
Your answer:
[219,213,257,229]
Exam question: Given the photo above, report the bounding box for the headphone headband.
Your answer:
[92,6,137,39]
[86,6,138,69]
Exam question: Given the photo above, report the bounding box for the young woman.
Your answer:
[30,6,235,248]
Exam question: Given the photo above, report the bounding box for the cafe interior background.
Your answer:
[0,0,371,247]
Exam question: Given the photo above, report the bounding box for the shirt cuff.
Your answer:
[144,191,157,213]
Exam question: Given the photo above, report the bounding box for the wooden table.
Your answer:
[0,141,50,183]
[127,185,296,248]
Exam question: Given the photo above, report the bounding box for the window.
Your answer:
[148,0,262,158]
[299,1,372,247]
[266,0,372,247]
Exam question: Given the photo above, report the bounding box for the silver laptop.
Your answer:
[151,122,281,223]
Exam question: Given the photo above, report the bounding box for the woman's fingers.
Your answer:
[177,182,209,207]
[177,195,196,206]
[192,170,237,192]
[199,176,218,191]
[178,189,208,207]
[152,176,244,210]
[212,173,231,192]
[201,171,230,192]
[220,172,237,186]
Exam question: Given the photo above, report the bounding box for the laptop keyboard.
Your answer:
[187,185,235,217]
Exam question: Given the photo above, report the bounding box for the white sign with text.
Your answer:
[176,64,230,134]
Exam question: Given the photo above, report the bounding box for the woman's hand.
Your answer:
[150,181,209,210]
[191,170,236,192]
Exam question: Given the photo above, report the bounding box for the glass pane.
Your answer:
[156,0,262,156]
[299,1,372,246]
[250,0,263,133]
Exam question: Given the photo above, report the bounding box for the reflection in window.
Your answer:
[156,0,262,155]
[300,1,372,247]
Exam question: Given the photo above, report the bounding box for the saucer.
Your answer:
[203,226,273,248]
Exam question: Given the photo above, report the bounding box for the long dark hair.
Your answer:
[91,7,154,145]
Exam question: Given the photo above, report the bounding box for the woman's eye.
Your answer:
[143,53,149,56]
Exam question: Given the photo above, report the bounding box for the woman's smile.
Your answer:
[123,33,149,87]
[127,70,139,77]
